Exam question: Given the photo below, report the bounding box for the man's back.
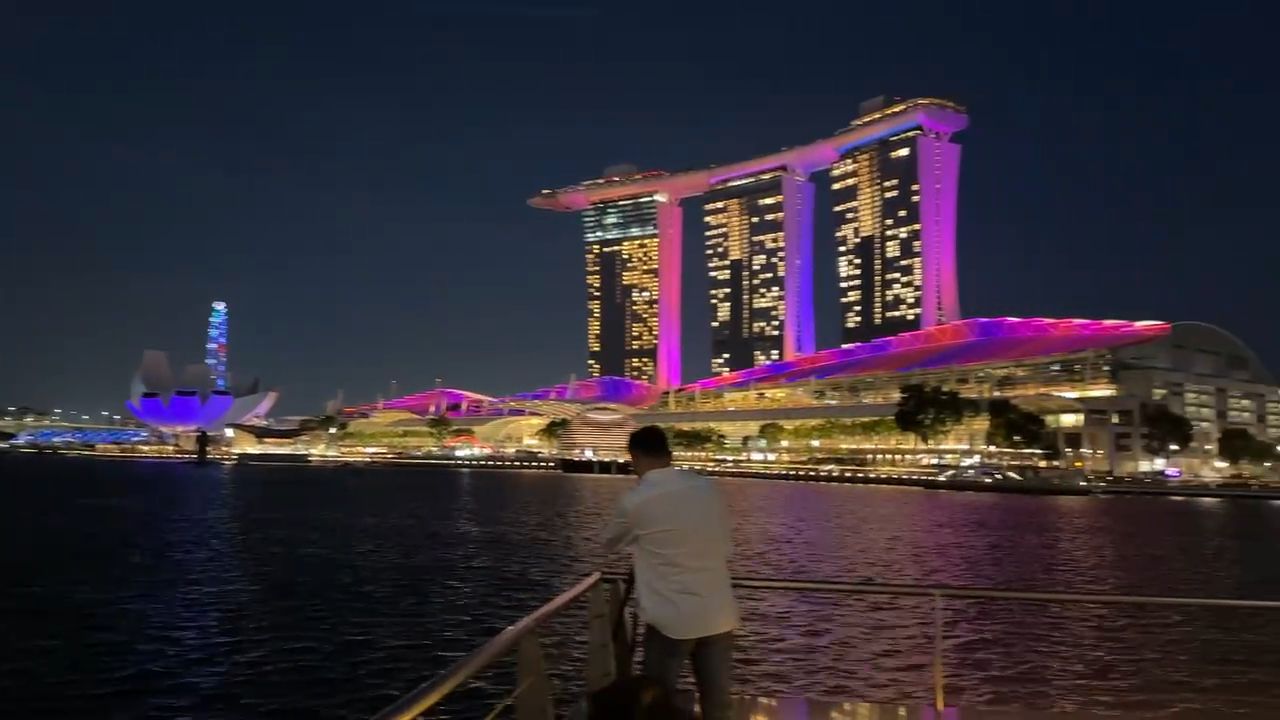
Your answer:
[606,467,737,640]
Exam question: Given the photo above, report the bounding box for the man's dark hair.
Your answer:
[628,425,672,459]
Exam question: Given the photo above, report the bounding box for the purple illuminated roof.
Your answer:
[505,375,660,406]
[683,317,1171,393]
[345,376,660,418]
[361,388,495,416]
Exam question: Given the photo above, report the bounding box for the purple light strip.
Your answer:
[782,170,816,359]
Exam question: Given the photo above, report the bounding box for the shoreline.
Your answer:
[6,446,1279,501]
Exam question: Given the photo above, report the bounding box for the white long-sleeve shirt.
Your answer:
[603,467,738,639]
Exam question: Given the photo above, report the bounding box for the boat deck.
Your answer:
[370,573,1280,720]
[723,696,1220,718]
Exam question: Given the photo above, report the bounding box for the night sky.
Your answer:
[4,2,1276,416]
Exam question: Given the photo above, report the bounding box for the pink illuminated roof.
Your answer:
[343,376,659,418]
[344,388,495,416]
[683,317,1171,393]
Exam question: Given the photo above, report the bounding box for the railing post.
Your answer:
[515,633,554,720]
[585,581,616,692]
[608,578,635,679]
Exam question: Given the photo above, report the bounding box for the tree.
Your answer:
[757,422,786,447]
[845,417,899,443]
[786,423,815,445]
[425,415,453,445]
[986,399,1059,463]
[894,384,975,446]
[1140,403,1193,458]
[752,417,783,445]
[813,419,847,441]
[1217,428,1277,466]
[986,399,1048,449]
[535,418,570,447]
[670,427,726,452]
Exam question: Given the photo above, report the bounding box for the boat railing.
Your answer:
[370,573,1280,720]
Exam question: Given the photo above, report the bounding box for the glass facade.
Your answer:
[583,197,659,381]
[831,130,924,345]
[704,172,786,374]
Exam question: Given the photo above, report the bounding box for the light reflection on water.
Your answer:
[2,454,1279,718]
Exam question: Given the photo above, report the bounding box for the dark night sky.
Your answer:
[3,1,1277,416]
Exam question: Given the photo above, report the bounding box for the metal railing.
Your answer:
[372,572,629,720]
[371,574,1280,719]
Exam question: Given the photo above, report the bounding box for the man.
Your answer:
[604,425,737,720]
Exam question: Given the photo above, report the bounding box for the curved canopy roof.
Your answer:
[344,376,659,418]
[683,317,1172,393]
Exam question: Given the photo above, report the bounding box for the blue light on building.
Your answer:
[205,301,229,390]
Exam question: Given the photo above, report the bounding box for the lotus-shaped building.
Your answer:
[125,350,277,433]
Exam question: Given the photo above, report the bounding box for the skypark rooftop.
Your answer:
[529,97,967,210]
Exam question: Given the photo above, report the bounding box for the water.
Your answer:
[3,453,1280,718]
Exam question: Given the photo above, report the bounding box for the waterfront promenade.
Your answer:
[8,445,1280,501]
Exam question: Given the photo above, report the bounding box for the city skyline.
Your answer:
[3,3,1275,414]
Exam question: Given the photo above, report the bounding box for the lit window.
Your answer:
[890,147,911,159]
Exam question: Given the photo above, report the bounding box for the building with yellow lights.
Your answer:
[704,171,787,374]
[832,96,962,344]
[582,193,661,380]
[530,98,969,388]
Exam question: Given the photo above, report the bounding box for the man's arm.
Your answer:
[601,499,634,554]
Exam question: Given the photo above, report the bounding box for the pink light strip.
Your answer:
[682,317,1171,392]
[918,134,963,327]
[656,197,683,388]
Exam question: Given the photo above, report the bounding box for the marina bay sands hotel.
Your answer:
[529,97,968,388]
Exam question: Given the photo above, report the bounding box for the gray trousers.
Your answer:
[642,624,733,720]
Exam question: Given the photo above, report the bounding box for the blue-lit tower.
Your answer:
[205,301,229,390]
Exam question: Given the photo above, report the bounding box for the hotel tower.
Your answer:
[530,98,967,387]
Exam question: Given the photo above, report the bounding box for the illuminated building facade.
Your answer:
[343,318,1279,476]
[704,172,786,374]
[583,197,661,381]
[832,97,962,345]
[205,301,229,390]
[530,98,969,385]
[650,318,1280,476]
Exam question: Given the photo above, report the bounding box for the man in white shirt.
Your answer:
[603,425,737,720]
